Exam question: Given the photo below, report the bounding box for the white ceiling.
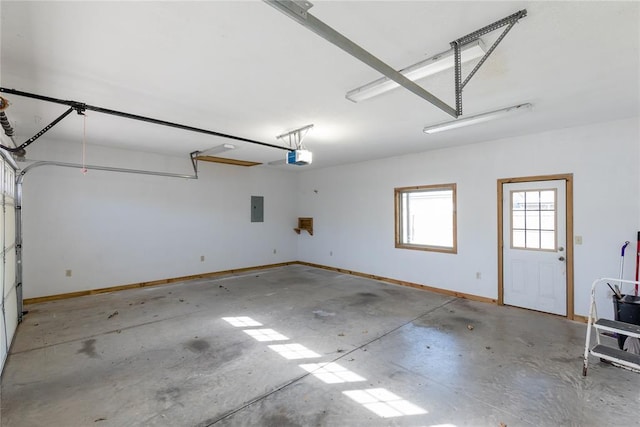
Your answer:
[1,1,638,170]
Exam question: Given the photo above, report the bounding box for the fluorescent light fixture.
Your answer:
[346,40,486,103]
[199,143,236,155]
[423,103,532,134]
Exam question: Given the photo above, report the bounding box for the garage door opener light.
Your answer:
[272,124,314,166]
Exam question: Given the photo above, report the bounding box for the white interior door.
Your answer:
[503,180,567,315]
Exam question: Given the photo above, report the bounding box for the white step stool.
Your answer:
[583,278,640,376]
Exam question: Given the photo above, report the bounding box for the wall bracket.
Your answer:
[294,217,313,235]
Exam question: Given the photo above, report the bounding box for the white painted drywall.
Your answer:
[296,117,640,318]
[21,141,298,299]
[17,117,640,321]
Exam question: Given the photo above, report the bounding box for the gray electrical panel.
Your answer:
[251,196,264,222]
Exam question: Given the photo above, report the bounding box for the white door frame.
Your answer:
[497,174,574,319]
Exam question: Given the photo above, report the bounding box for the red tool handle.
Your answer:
[635,231,640,296]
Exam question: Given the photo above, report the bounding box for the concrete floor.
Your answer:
[1,265,638,426]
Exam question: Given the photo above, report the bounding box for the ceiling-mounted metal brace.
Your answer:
[189,151,200,176]
[265,1,526,119]
[0,96,18,150]
[0,106,82,154]
[264,0,457,118]
[0,87,292,154]
[452,9,527,116]
[276,124,313,150]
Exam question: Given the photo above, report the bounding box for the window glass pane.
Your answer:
[512,210,525,229]
[526,230,540,249]
[540,211,555,230]
[540,190,555,209]
[512,230,526,248]
[525,211,540,230]
[406,191,453,247]
[512,192,525,210]
[526,191,540,206]
[402,193,409,242]
[540,230,555,250]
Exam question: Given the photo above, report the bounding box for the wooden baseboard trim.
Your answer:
[573,314,589,323]
[23,262,297,305]
[24,261,497,306]
[295,261,497,304]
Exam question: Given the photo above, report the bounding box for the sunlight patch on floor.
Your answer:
[343,388,427,418]
[221,316,263,327]
[299,362,366,384]
[243,328,289,342]
[268,343,321,360]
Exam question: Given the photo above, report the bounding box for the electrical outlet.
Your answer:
[200,255,205,262]
[575,235,583,245]
[65,269,72,277]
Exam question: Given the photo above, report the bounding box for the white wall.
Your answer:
[18,117,640,319]
[296,118,640,318]
[21,141,298,299]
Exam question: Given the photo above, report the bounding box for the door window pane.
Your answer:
[540,190,555,207]
[526,190,540,205]
[526,230,540,248]
[512,211,525,229]
[525,211,540,229]
[512,230,526,247]
[512,192,525,210]
[511,189,557,251]
[540,211,555,230]
[540,231,555,250]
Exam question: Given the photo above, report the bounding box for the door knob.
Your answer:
[558,256,565,261]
